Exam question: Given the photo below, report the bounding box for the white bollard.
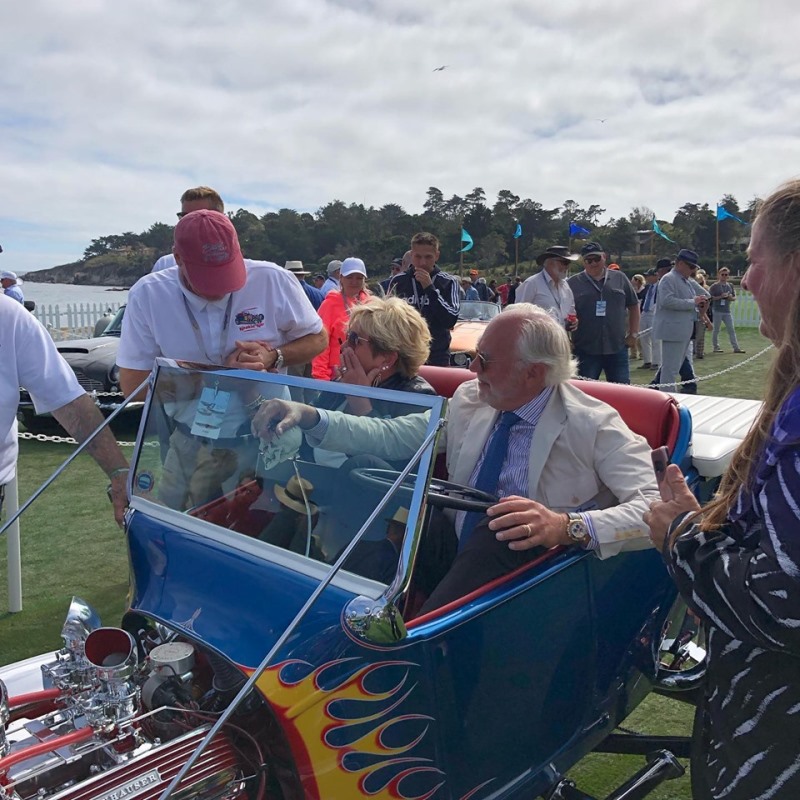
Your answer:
[5,475,21,613]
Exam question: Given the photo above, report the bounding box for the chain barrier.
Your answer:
[576,343,775,390]
[18,431,140,447]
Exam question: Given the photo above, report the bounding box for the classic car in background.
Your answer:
[448,301,500,367]
[2,361,748,800]
[18,306,133,432]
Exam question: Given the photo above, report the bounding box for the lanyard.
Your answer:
[584,270,606,298]
[543,273,565,315]
[182,293,234,366]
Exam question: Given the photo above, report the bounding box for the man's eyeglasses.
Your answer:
[471,349,495,370]
[584,255,602,264]
[176,212,187,219]
[346,330,369,348]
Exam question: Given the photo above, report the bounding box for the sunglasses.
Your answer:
[346,330,369,348]
[471,349,495,370]
[583,255,602,264]
[176,212,187,219]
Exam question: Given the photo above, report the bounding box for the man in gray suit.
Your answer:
[652,249,710,392]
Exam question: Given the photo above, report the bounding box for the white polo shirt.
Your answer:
[151,253,177,273]
[516,270,576,324]
[117,260,323,372]
[0,295,84,484]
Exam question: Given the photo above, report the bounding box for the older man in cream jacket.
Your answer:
[253,304,659,609]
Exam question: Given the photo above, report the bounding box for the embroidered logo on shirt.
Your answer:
[235,309,265,331]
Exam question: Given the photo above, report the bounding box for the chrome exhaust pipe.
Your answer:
[604,749,685,800]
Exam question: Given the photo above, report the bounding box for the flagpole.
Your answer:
[650,231,655,265]
[460,219,464,277]
[715,215,720,271]
[514,237,519,278]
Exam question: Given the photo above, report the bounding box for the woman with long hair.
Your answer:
[645,179,800,800]
[311,257,371,381]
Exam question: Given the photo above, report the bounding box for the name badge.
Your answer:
[191,387,231,439]
[595,300,607,317]
[719,300,727,309]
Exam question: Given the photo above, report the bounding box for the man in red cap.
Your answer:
[117,210,327,508]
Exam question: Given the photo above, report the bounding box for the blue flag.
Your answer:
[652,217,675,243]
[461,228,474,252]
[569,222,590,237]
[513,222,522,239]
[717,205,748,225]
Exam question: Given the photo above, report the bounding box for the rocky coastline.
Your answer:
[22,249,158,288]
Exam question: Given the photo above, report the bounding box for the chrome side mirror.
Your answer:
[344,596,407,645]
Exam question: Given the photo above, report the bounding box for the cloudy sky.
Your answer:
[3,0,799,273]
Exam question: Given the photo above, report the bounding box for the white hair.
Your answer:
[498,303,577,385]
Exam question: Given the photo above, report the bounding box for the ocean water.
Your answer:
[20,282,129,309]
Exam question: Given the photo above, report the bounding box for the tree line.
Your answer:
[81,188,757,275]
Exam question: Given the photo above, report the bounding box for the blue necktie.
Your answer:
[643,285,653,312]
[459,411,520,551]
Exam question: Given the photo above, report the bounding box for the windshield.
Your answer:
[458,301,500,321]
[130,361,445,586]
[102,305,126,337]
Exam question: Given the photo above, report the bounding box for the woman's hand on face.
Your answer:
[337,346,382,386]
[643,464,702,550]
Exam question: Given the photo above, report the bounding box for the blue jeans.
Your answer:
[575,347,631,384]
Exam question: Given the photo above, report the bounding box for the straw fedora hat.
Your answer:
[274,475,318,515]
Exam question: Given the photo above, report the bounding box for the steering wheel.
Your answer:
[349,467,497,512]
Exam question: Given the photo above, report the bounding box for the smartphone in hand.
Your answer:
[651,446,670,484]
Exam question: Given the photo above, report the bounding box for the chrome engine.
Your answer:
[0,599,269,800]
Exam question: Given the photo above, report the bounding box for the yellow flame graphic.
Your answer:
[254,657,445,799]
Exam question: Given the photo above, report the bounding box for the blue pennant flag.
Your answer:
[717,205,748,225]
[513,222,522,239]
[652,217,675,243]
[569,222,590,237]
[461,227,474,252]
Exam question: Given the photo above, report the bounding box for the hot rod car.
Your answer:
[0,361,758,800]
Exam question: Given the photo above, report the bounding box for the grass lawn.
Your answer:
[0,329,774,798]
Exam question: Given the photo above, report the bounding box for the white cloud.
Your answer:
[2,0,800,272]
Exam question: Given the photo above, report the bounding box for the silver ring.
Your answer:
[340,367,347,373]
[524,523,533,537]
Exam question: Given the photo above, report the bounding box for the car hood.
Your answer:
[56,336,119,355]
[450,320,488,353]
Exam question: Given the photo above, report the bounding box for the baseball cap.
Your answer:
[327,259,343,275]
[580,242,604,256]
[1,271,17,281]
[173,210,246,296]
[340,257,367,277]
[655,258,673,270]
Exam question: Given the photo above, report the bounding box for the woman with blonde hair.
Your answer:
[645,178,800,800]
[325,296,434,414]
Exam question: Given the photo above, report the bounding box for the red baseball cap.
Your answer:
[174,210,246,296]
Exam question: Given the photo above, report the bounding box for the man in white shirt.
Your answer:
[320,260,342,295]
[0,295,129,524]
[515,246,579,329]
[118,209,327,509]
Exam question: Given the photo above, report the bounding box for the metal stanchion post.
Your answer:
[5,475,22,613]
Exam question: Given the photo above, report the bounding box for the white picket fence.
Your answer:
[33,302,124,340]
[726,291,761,328]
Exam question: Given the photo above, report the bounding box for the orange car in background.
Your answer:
[448,300,501,367]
